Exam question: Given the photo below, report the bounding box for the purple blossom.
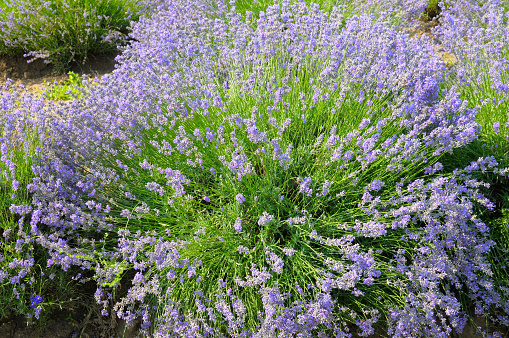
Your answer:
[235,193,245,204]
[298,177,313,197]
[317,180,331,197]
[367,179,385,192]
[29,293,43,308]
[234,218,242,233]
[3,1,508,336]
[493,121,500,134]
[237,245,249,255]
[140,158,154,170]
[124,191,136,200]
[146,181,165,196]
[258,212,275,226]
[359,118,370,130]
[265,249,284,274]
[282,247,295,257]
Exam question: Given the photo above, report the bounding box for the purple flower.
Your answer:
[237,245,249,255]
[29,293,43,308]
[124,191,136,200]
[361,191,373,203]
[367,179,385,192]
[139,158,154,170]
[6,1,507,336]
[359,118,370,130]
[317,180,331,197]
[145,181,165,196]
[493,121,500,134]
[282,247,295,257]
[265,249,284,274]
[298,177,313,197]
[362,137,376,152]
[234,218,242,232]
[258,212,274,226]
[235,193,245,204]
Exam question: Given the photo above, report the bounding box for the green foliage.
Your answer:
[42,72,86,101]
[421,0,440,21]
[421,0,454,21]
[0,0,144,73]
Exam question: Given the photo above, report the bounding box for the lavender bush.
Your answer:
[1,0,509,336]
[0,82,93,323]
[434,0,509,131]
[230,0,430,25]
[430,0,509,330]
[0,0,151,73]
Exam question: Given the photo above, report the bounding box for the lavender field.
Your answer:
[1,0,509,337]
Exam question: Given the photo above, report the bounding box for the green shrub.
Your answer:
[42,72,87,101]
[0,0,144,73]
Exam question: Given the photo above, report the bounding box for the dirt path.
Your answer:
[0,53,118,97]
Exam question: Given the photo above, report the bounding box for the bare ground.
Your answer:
[0,52,118,96]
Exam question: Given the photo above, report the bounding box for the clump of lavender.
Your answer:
[231,0,430,27]
[0,81,94,324]
[3,0,509,336]
[28,293,43,319]
[433,0,509,140]
[431,1,509,330]
[0,0,155,72]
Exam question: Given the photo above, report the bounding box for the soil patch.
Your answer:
[0,305,141,338]
[404,17,457,67]
[0,52,119,97]
[0,275,142,338]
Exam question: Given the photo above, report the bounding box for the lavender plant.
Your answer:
[2,0,509,336]
[429,0,509,329]
[231,0,430,26]
[0,0,147,73]
[0,82,94,325]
